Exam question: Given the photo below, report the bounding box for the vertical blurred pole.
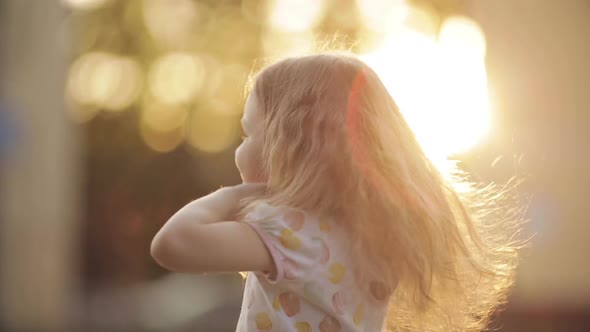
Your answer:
[0,0,81,331]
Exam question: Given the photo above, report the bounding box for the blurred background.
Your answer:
[0,0,588,331]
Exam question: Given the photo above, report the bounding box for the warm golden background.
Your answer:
[0,0,589,331]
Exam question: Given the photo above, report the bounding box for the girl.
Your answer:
[151,54,522,332]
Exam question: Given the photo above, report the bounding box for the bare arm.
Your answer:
[150,184,274,274]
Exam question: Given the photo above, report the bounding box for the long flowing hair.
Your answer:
[244,53,524,332]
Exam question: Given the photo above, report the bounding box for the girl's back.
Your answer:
[237,202,389,332]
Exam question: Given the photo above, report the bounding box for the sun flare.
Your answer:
[361,16,491,165]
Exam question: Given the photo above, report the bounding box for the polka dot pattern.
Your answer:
[235,203,389,332]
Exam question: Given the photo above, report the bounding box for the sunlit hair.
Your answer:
[243,53,524,332]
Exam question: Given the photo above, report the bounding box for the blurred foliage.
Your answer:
[69,0,265,289]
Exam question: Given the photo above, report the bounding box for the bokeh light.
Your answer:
[262,31,314,57]
[140,102,188,134]
[269,0,325,33]
[195,55,223,97]
[211,63,250,108]
[140,126,184,153]
[241,0,267,24]
[361,13,490,162]
[357,0,409,32]
[210,5,257,59]
[186,109,239,154]
[100,57,143,111]
[148,53,205,105]
[403,3,439,36]
[62,0,490,160]
[439,16,487,58]
[142,0,205,49]
[62,0,111,11]
[140,119,185,153]
[207,98,240,116]
[66,52,142,117]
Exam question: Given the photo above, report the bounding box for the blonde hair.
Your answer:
[245,53,524,332]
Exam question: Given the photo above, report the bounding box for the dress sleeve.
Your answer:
[244,203,328,284]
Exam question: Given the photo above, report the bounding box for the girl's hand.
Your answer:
[218,182,267,219]
[226,182,267,200]
[151,181,273,274]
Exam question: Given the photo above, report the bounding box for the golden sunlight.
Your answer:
[140,122,184,153]
[141,102,188,134]
[361,15,491,163]
[186,109,240,154]
[263,31,314,58]
[269,0,325,33]
[142,0,203,48]
[66,52,142,114]
[62,0,110,10]
[148,53,205,105]
[357,0,409,32]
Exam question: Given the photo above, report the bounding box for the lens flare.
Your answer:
[439,16,487,58]
[361,15,490,162]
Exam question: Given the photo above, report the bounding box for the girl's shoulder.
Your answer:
[245,202,341,238]
[245,201,303,219]
[243,202,351,283]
